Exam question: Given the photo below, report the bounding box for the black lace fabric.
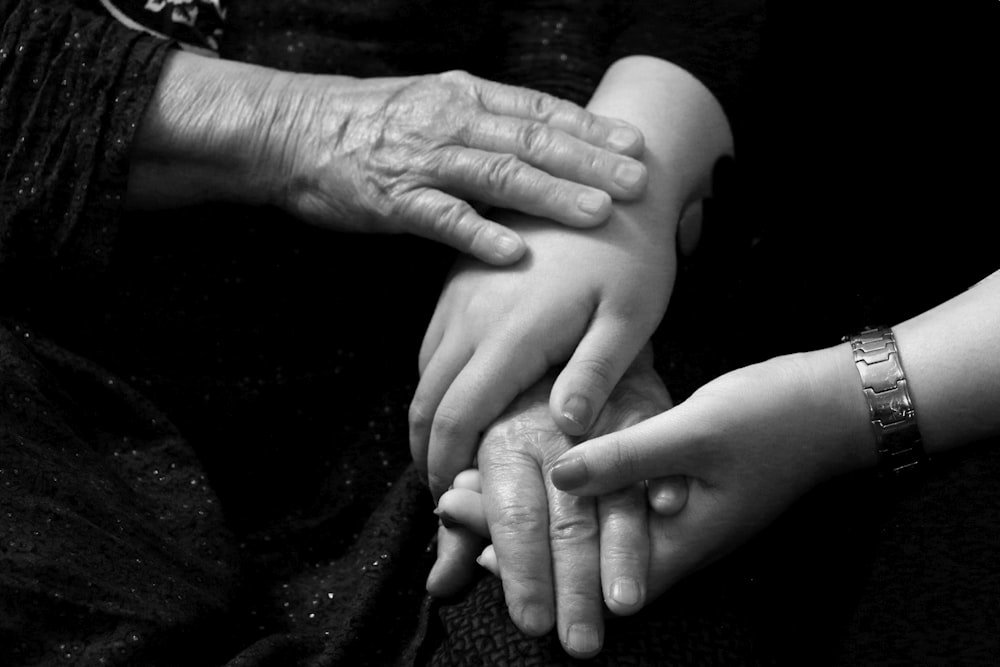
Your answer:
[2,0,999,665]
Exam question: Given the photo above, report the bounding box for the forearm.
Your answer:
[126,50,296,210]
[894,270,1000,454]
[823,269,1000,477]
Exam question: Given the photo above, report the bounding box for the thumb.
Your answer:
[549,406,702,495]
[549,315,649,435]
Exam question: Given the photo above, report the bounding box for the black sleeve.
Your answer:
[0,0,170,281]
[495,0,764,127]
[496,0,613,106]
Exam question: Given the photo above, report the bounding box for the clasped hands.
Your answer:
[428,344,870,658]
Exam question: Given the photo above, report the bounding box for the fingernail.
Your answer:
[493,233,522,258]
[567,623,601,656]
[577,191,609,216]
[476,547,499,576]
[607,126,639,152]
[549,457,588,490]
[562,394,593,430]
[610,577,641,607]
[433,507,459,529]
[614,161,645,189]
[521,603,553,636]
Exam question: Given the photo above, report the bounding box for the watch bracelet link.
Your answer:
[845,326,927,476]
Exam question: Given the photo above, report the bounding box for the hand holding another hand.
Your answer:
[407,56,734,499]
[551,347,876,594]
[429,349,689,659]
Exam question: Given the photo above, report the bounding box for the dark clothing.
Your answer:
[2,0,998,665]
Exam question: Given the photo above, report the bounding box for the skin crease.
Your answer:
[126,52,650,265]
[410,55,734,501]
[430,350,685,659]
[433,273,1000,659]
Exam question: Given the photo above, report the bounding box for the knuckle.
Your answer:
[433,199,475,239]
[518,122,552,156]
[491,500,548,538]
[576,110,598,136]
[583,149,604,175]
[603,543,643,567]
[549,510,598,545]
[481,428,542,471]
[529,91,556,118]
[573,356,618,394]
[408,398,433,433]
[431,406,467,441]
[440,69,472,84]
[483,154,523,193]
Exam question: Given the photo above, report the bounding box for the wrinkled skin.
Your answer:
[429,348,689,659]
[265,70,648,264]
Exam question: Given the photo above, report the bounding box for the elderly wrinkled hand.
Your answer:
[428,348,689,659]
[265,70,646,264]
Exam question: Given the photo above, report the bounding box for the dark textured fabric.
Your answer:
[0,0,169,279]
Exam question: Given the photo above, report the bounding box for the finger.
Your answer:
[550,409,702,495]
[417,300,449,375]
[645,487,734,598]
[546,479,604,658]
[409,334,474,485]
[477,544,500,577]
[474,79,645,156]
[436,147,613,227]
[436,487,489,538]
[395,188,526,265]
[427,339,548,499]
[550,312,652,436]
[597,483,649,616]
[480,425,555,637]
[453,468,482,492]
[460,117,647,199]
[647,476,689,516]
[426,523,488,598]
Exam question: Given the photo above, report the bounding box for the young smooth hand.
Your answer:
[409,56,733,499]
[549,346,877,594]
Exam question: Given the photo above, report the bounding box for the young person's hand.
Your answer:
[409,56,734,499]
[551,271,1000,593]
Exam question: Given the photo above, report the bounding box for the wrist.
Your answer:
[588,56,733,253]
[126,51,292,210]
[812,344,882,478]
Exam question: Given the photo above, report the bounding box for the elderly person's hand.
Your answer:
[127,52,648,265]
[408,56,733,499]
[428,347,689,659]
